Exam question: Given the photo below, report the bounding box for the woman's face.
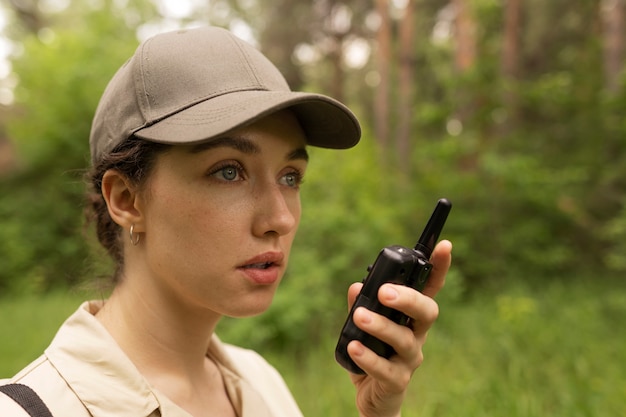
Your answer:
[135,110,308,318]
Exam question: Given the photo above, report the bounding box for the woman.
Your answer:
[0,26,452,417]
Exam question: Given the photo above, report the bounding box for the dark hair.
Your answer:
[85,137,171,282]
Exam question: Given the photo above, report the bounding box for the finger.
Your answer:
[352,305,420,363]
[422,239,452,298]
[377,284,440,337]
[346,339,410,391]
[348,310,421,394]
[347,282,363,310]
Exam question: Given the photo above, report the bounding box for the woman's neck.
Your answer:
[95,273,222,381]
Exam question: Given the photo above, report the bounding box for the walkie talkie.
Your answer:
[335,198,452,374]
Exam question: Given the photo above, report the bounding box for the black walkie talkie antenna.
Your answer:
[414,198,452,258]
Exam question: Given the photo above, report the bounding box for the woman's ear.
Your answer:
[101,170,144,231]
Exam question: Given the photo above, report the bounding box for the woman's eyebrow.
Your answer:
[188,136,260,154]
[288,148,309,162]
[188,136,309,162]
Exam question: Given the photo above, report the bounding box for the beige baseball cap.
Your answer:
[89,26,361,164]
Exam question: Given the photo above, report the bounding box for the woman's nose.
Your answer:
[251,184,299,238]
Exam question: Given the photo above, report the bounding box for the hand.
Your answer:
[345,240,452,417]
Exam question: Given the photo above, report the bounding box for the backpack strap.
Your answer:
[0,383,53,417]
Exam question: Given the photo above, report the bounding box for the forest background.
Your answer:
[0,0,624,416]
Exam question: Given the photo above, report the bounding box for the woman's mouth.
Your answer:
[242,262,273,270]
[238,252,284,284]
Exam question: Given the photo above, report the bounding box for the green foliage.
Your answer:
[409,0,626,285]
[0,8,143,294]
[1,1,625,364]
[603,195,626,271]
[420,278,626,417]
[9,4,146,170]
[0,173,87,293]
[0,2,623,415]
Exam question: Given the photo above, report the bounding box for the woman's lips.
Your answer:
[238,252,284,285]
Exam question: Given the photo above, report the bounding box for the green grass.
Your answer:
[265,279,626,416]
[1,280,624,416]
[403,279,626,417]
[0,290,88,377]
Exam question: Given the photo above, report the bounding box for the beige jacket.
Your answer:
[0,301,304,417]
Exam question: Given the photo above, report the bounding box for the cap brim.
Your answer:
[133,90,361,149]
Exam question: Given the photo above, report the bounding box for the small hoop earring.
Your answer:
[129,224,140,246]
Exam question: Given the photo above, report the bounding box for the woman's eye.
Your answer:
[280,171,304,188]
[209,163,244,182]
[221,166,238,181]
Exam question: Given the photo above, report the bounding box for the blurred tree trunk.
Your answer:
[317,0,352,103]
[374,0,392,149]
[397,0,416,172]
[601,0,625,93]
[454,0,476,72]
[452,0,477,139]
[500,0,522,132]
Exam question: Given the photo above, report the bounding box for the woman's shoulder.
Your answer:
[0,356,51,416]
[1,354,89,417]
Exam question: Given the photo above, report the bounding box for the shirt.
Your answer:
[0,301,304,417]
